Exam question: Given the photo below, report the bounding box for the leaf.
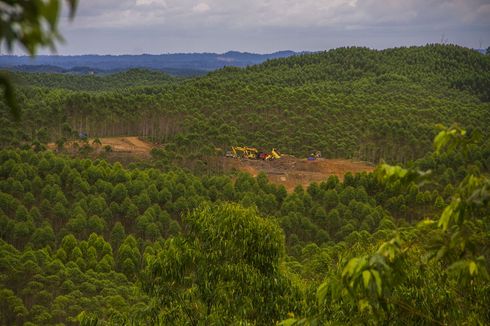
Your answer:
[434,125,468,155]
[342,257,360,278]
[469,261,477,276]
[371,270,382,297]
[416,219,435,228]
[279,318,298,326]
[44,0,61,29]
[359,299,371,312]
[0,74,20,121]
[434,130,449,154]
[438,198,460,231]
[66,0,79,19]
[317,281,329,304]
[362,270,371,289]
[435,246,447,261]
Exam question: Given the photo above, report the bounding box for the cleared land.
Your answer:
[49,137,374,190]
[94,137,154,154]
[48,136,154,158]
[223,156,375,191]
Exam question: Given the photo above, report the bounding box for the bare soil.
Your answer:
[95,137,154,155]
[223,155,375,191]
[48,137,155,158]
[49,138,374,190]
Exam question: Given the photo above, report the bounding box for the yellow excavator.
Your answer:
[226,146,281,160]
[227,146,258,159]
[268,148,281,160]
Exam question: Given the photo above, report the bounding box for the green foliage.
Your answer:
[0,73,19,120]
[2,45,489,164]
[141,203,302,324]
[0,0,77,55]
[294,126,490,325]
[11,68,176,91]
[0,44,489,324]
[0,0,78,119]
[0,131,488,324]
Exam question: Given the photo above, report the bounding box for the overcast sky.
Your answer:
[41,0,490,54]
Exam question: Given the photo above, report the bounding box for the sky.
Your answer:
[40,0,490,54]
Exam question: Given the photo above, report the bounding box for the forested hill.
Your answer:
[1,44,489,164]
[8,69,176,91]
[0,45,489,325]
[0,51,298,76]
[209,45,488,95]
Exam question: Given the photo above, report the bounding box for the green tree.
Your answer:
[142,203,302,324]
[0,288,28,325]
[110,222,126,249]
[290,126,490,325]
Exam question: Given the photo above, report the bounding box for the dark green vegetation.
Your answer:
[0,126,489,325]
[1,44,489,163]
[9,69,177,92]
[0,45,489,325]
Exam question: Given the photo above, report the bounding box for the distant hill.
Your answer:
[1,45,489,164]
[0,51,298,76]
[3,68,176,91]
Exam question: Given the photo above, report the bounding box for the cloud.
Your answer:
[193,2,210,13]
[51,0,490,54]
[66,0,490,29]
[136,0,167,5]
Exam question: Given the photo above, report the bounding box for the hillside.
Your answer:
[0,51,298,76]
[6,69,177,91]
[0,45,489,325]
[0,130,488,324]
[1,45,488,165]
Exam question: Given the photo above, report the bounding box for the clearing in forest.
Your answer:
[48,136,155,158]
[94,137,154,154]
[49,137,374,190]
[223,156,375,191]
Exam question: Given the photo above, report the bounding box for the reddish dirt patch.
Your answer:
[48,137,154,158]
[223,155,375,191]
[96,137,153,154]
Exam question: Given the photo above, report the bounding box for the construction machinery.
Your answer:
[227,146,259,159]
[269,148,281,160]
[226,146,281,160]
[307,150,322,161]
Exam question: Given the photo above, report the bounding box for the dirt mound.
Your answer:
[223,156,374,191]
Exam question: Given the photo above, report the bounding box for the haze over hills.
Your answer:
[0,51,298,76]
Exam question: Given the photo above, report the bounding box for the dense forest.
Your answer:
[0,126,489,325]
[9,69,177,92]
[1,44,489,163]
[0,45,489,325]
